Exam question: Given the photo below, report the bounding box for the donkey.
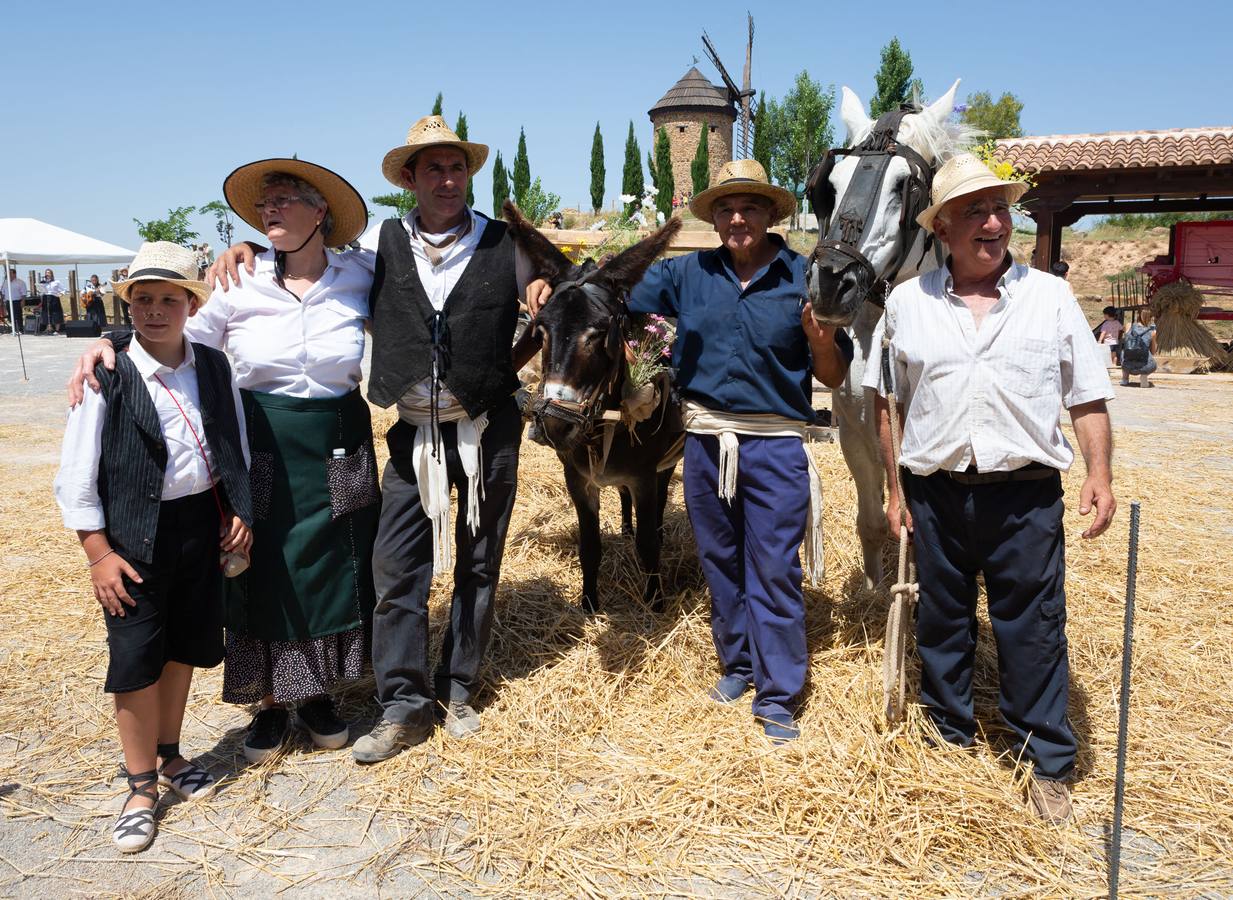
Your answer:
[806,80,975,588]
[504,201,685,613]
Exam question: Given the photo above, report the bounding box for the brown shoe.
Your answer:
[1027,776,1072,824]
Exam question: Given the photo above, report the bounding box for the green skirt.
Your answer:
[225,389,379,643]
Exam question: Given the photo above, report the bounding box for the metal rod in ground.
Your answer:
[1108,500,1140,900]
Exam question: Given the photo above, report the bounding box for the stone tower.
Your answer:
[648,67,736,200]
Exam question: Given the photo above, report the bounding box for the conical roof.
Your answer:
[648,67,736,118]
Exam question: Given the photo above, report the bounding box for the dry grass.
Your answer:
[1,398,1232,896]
[1148,281,1231,370]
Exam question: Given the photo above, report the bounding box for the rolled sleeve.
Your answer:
[54,385,107,532]
[1058,293,1115,408]
[628,258,681,316]
[862,305,903,397]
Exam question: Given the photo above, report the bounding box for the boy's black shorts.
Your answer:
[104,490,224,693]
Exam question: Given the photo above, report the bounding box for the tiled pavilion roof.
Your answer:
[995,127,1233,172]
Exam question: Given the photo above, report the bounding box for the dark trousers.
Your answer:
[684,433,808,720]
[86,302,108,328]
[7,299,21,333]
[904,469,1076,780]
[371,399,521,728]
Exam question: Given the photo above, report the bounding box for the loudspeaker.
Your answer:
[23,315,40,334]
[64,320,102,338]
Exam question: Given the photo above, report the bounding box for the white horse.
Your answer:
[807,79,977,588]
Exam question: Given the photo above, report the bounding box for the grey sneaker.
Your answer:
[351,719,430,763]
[443,702,481,739]
[1027,776,1072,824]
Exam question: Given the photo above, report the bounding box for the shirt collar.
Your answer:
[713,232,795,283]
[127,334,196,378]
[941,253,1027,299]
[403,206,477,241]
[255,247,345,274]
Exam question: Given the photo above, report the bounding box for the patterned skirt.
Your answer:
[221,627,368,705]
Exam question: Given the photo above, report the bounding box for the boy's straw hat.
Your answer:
[381,115,489,189]
[916,153,1028,233]
[223,158,368,248]
[689,159,797,225]
[112,242,212,304]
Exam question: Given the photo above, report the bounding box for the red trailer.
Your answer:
[1139,219,1233,320]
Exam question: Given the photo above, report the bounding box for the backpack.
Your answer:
[1122,325,1151,368]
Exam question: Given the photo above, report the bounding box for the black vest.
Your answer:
[366,214,520,417]
[96,343,252,564]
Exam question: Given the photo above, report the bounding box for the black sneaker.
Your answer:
[295,696,349,750]
[243,706,290,764]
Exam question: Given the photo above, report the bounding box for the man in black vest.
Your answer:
[354,116,536,762]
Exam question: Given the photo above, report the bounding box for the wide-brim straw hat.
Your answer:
[381,115,489,189]
[689,159,796,225]
[223,158,368,248]
[113,242,213,304]
[916,153,1029,233]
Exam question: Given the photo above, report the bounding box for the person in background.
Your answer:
[1120,307,1158,387]
[1050,260,1069,280]
[1096,305,1123,365]
[83,274,109,329]
[40,268,66,334]
[3,267,28,334]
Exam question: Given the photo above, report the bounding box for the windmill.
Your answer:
[702,14,754,159]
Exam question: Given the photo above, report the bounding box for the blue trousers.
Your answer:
[904,469,1076,780]
[684,433,808,720]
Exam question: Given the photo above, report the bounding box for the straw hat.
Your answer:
[689,159,796,225]
[112,242,213,304]
[381,115,489,189]
[223,158,368,248]
[916,153,1029,233]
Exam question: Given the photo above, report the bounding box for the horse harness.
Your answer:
[807,105,937,307]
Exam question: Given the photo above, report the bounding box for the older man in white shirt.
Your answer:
[863,155,1116,824]
[3,268,28,334]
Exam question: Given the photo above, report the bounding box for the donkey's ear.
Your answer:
[502,200,573,283]
[593,215,683,293]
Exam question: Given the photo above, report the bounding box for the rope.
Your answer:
[881,334,919,724]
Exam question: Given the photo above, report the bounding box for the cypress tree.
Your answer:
[454,111,475,207]
[431,92,443,116]
[690,126,711,196]
[752,91,774,176]
[512,128,531,207]
[589,122,605,213]
[647,150,657,190]
[654,127,673,219]
[870,38,914,117]
[491,151,510,216]
[621,121,642,218]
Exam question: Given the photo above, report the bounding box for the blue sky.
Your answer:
[5,0,1231,254]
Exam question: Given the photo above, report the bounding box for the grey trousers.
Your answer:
[371,399,521,728]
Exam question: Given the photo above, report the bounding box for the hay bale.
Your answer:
[1148,280,1230,369]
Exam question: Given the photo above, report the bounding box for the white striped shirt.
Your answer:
[861,259,1114,476]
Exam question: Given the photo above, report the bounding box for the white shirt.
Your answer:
[862,259,1114,475]
[189,248,371,398]
[2,278,27,301]
[40,279,65,296]
[55,337,249,532]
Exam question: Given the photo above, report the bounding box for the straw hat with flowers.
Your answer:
[916,153,1028,233]
[381,115,489,189]
[112,242,213,304]
[689,159,797,225]
[223,158,368,248]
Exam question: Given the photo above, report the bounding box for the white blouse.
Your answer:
[188,249,372,398]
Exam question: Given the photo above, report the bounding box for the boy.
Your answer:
[54,242,252,852]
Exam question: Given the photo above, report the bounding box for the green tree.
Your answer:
[690,125,711,196]
[512,128,531,206]
[454,111,475,206]
[518,178,561,226]
[774,71,835,221]
[371,190,416,217]
[621,121,643,217]
[200,200,235,248]
[491,150,510,216]
[133,206,198,245]
[752,91,775,177]
[647,150,657,190]
[870,37,915,118]
[589,122,606,214]
[431,92,443,116]
[961,91,1025,139]
[654,127,674,219]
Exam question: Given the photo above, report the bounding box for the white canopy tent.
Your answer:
[0,217,136,266]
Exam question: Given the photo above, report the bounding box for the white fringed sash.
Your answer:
[399,401,488,577]
[683,400,825,585]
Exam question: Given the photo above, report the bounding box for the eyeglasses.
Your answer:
[254,195,306,213]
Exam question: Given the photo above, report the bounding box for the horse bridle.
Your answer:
[530,278,628,441]
[807,105,936,307]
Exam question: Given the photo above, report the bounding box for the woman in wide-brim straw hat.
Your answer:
[580,159,855,743]
[71,158,380,764]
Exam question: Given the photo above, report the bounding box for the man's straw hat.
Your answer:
[113,242,213,304]
[223,158,368,248]
[916,153,1028,233]
[689,159,796,225]
[381,115,489,189]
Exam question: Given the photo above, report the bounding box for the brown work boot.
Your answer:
[1027,776,1072,824]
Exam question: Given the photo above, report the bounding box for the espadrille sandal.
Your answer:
[113,769,158,853]
[157,742,216,801]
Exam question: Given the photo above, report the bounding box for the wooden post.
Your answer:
[1032,207,1053,271]
[68,271,79,320]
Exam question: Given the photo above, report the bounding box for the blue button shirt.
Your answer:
[628,235,853,423]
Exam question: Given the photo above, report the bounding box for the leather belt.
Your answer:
[940,462,1058,485]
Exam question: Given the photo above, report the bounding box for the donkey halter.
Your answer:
[530,278,628,440]
[808,105,936,307]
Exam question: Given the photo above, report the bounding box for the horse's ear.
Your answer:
[502,200,574,283]
[840,86,871,143]
[924,79,960,127]
[593,216,682,293]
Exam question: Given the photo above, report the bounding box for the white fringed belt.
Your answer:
[682,400,825,585]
